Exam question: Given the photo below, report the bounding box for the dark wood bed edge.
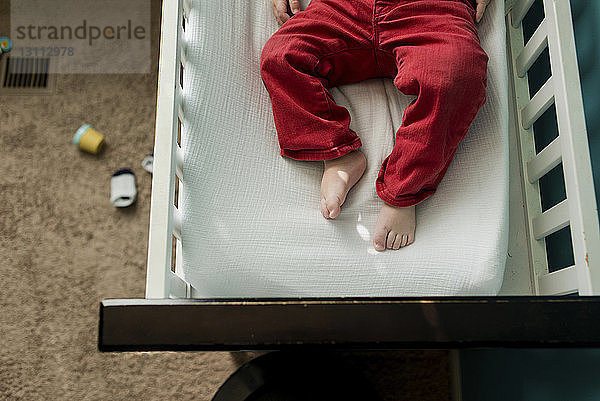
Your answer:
[98,296,600,352]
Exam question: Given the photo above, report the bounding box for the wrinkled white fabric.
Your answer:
[181,0,508,296]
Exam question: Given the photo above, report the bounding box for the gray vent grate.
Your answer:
[3,57,50,88]
[0,56,55,95]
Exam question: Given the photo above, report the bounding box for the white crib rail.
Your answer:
[146,0,600,299]
[506,0,600,295]
[146,0,188,298]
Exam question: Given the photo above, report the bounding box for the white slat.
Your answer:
[179,23,188,66]
[169,270,188,298]
[179,41,188,66]
[176,144,184,179]
[177,9,186,118]
[177,84,184,123]
[544,0,600,294]
[502,19,537,295]
[173,206,182,240]
[171,182,187,298]
[145,0,183,299]
[520,76,554,130]
[506,9,549,294]
[182,0,191,19]
[516,18,547,77]
[537,265,579,295]
[510,0,535,28]
[526,136,561,183]
[531,199,569,240]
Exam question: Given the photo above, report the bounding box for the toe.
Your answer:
[326,198,341,219]
[320,198,329,219]
[398,234,406,248]
[407,233,415,246]
[400,234,408,247]
[386,232,397,249]
[392,235,401,250]
[373,226,388,252]
[328,204,340,219]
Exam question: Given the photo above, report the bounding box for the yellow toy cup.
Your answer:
[73,124,105,154]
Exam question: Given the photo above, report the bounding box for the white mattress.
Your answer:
[181,0,509,296]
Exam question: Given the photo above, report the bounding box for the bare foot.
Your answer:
[320,150,367,219]
[373,203,416,251]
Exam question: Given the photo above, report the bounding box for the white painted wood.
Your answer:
[500,19,535,295]
[145,0,183,299]
[177,85,184,126]
[526,137,561,183]
[173,206,182,240]
[510,0,536,28]
[537,265,579,295]
[182,0,191,19]
[176,144,184,179]
[520,75,554,130]
[177,180,184,265]
[169,270,188,298]
[532,199,569,240]
[507,8,549,295]
[172,181,188,298]
[516,18,547,78]
[179,43,188,66]
[544,0,600,295]
[179,23,188,66]
[190,284,203,298]
[505,0,517,16]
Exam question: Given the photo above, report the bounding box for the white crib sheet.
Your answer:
[181,0,509,296]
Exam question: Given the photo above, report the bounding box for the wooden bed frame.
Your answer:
[100,0,600,352]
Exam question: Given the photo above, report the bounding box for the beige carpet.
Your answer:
[0,1,451,399]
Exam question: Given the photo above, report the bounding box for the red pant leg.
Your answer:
[375,0,488,207]
[260,0,378,161]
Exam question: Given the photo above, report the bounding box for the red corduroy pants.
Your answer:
[260,0,488,207]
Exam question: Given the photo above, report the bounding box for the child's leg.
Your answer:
[260,0,377,160]
[260,0,380,217]
[373,0,488,250]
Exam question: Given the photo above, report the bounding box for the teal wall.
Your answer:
[460,349,600,401]
[461,3,600,400]
[572,0,600,196]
